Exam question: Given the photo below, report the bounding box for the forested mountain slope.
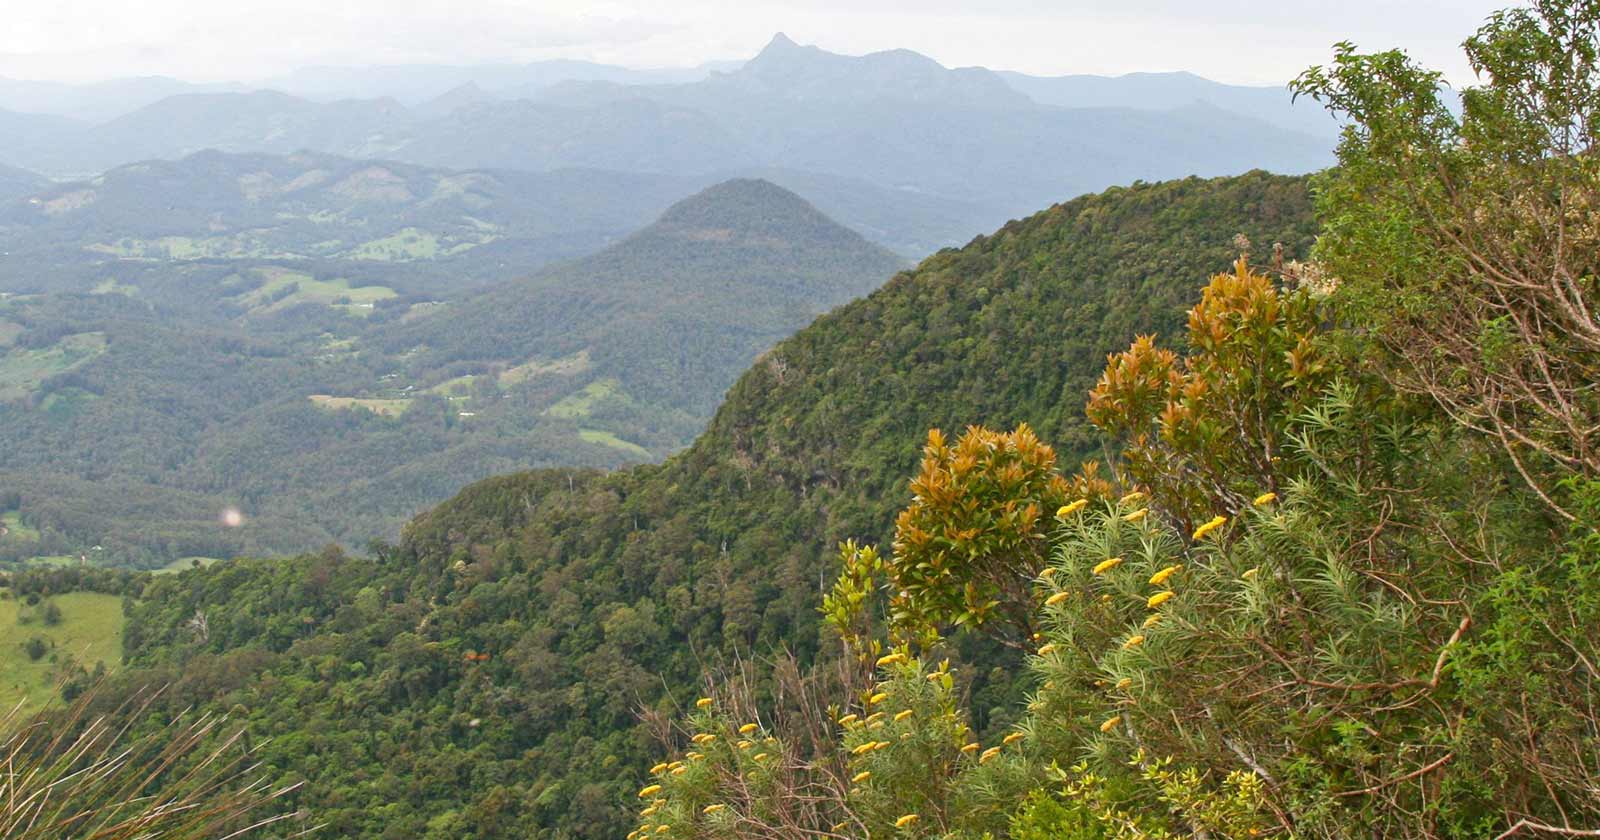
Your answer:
[114,171,1316,837]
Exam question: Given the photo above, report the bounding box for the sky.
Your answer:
[1,0,1516,87]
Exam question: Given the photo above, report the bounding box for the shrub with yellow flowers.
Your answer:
[1057,752,1272,839]
[635,651,1053,838]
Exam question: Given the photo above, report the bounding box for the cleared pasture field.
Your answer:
[0,591,125,709]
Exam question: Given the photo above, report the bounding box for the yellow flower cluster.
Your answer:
[1093,556,1124,575]
[1148,564,1181,586]
[1192,514,1227,540]
[1057,498,1089,517]
[851,740,891,755]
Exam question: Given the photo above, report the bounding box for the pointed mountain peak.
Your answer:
[747,31,823,69]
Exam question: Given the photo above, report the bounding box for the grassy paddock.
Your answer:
[546,378,624,419]
[240,267,396,315]
[309,394,413,417]
[578,429,652,458]
[0,591,125,709]
[0,331,107,399]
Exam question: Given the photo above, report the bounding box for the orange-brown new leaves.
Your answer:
[1088,257,1331,525]
[887,424,1071,645]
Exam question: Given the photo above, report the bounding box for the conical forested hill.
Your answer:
[384,177,907,418]
[117,171,1316,838]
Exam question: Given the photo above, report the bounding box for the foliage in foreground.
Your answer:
[0,685,306,839]
[1294,0,1600,518]
[642,267,1596,837]
[636,6,1600,833]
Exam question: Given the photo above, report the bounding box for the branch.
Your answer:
[1332,750,1453,798]
[1495,820,1600,840]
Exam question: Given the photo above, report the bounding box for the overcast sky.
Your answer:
[1,0,1515,87]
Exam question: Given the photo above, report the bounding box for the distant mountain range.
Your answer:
[0,75,237,124]
[0,34,1337,243]
[258,59,740,105]
[0,38,1332,134]
[994,69,1339,140]
[0,61,733,123]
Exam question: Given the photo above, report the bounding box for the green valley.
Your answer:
[0,179,907,567]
